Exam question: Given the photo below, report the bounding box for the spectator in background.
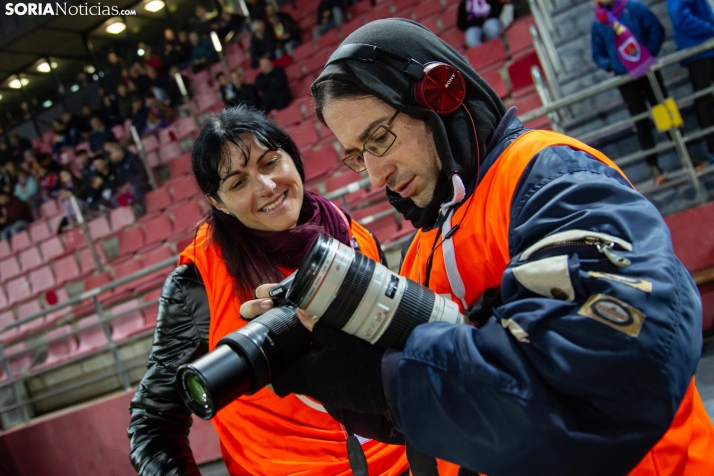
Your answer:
[20,101,32,121]
[75,149,96,182]
[116,83,133,119]
[166,66,192,107]
[88,116,116,153]
[144,93,174,133]
[249,20,277,68]
[0,162,17,195]
[457,0,504,48]
[254,57,292,113]
[130,96,149,135]
[57,168,90,232]
[51,118,70,157]
[0,143,11,164]
[592,0,669,184]
[61,112,83,147]
[245,0,267,21]
[130,62,152,96]
[667,0,714,167]
[36,164,61,201]
[143,47,164,74]
[145,66,171,103]
[191,5,215,34]
[104,139,151,210]
[0,191,33,241]
[220,71,260,108]
[13,168,39,210]
[87,155,117,211]
[100,95,121,127]
[212,10,246,42]
[313,0,344,39]
[105,52,124,91]
[162,42,184,70]
[78,103,95,137]
[269,12,301,56]
[9,134,32,159]
[189,31,216,72]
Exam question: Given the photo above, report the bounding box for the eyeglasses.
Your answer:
[342,111,400,173]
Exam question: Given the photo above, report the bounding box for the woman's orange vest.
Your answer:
[179,220,408,476]
[400,130,714,476]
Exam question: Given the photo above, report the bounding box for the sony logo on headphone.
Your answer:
[445,73,456,88]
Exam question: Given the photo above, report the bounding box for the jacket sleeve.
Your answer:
[128,264,211,476]
[590,23,612,71]
[668,0,714,43]
[385,147,703,476]
[638,2,665,56]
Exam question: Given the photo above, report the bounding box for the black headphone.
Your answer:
[325,44,467,115]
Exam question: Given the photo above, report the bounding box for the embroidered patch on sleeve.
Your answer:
[577,294,645,337]
[587,271,652,293]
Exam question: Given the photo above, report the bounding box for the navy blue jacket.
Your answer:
[591,0,665,75]
[382,114,703,475]
[667,0,714,63]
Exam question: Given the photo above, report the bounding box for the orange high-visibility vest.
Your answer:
[400,130,714,476]
[180,221,408,476]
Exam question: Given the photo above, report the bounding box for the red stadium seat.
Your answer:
[141,135,160,154]
[285,121,320,151]
[367,3,392,21]
[143,214,174,247]
[194,93,221,115]
[54,253,83,286]
[0,256,21,282]
[273,100,306,128]
[302,145,339,184]
[481,69,509,99]
[79,246,106,275]
[40,200,60,218]
[0,310,16,343]
[29,265,56,296]
[17,300,44,335]
[111,299,145,341]
[302,50,331,77]
[340,17,367,37]
[44,288,71,325]
[141,288,162,330]
[109,206,136,232]
[116,226,146,258]
[291,75,317,99]
[11,230,32,253]
[40,236,66,262]
[113,257,144,295]
[170,201,204,234]
[169,175,201,202]
[75,315,109,355]
[505,14,536,56]
[174,116,199,140]
[411,1,443,20]
[160,141,183,164]
[145,186,171,214]
[316,28,341,50]
[440,28,466,52]
[29,220,51,244]
[286,62,305,83]
[349,0,374,17]
[34,325,78,370]
[19,247,43,272]
[291,42,316,61]
[87,216,112,240]
[324,171,368,206]
[0,240,11,259]
[62,227,86,252]
[392,0,420,15]
[169,152,192,177]
[507,50,541,93]
[1,343,32,380]
[466,39,507,73]
[135,245,174,294]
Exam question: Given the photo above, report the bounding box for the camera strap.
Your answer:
[340,408,369,476]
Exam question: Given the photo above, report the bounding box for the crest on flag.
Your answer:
[618,37,642,62]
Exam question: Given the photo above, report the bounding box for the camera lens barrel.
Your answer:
[291,235,464,350]
[177,305,313,419]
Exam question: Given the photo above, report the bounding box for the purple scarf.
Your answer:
[596,0,656,79]
[249,192,352,270]
[466,0,491,19]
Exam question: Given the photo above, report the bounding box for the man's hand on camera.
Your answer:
[271,321,389,415]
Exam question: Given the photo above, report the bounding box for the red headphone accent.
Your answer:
[414,62,467,115]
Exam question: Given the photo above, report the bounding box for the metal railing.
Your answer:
[518,36,714,205]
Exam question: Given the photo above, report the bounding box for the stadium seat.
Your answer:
[392,0,420,15]
[0,310,17,343]
[39,236,66,262]
[352,200,393,222]
[29,220,51,244]
[273,100,306,128]
[54,254,83,286]
[146,150,161,168]
[11,230,32,253]
[34,325,78,370]
[141,288,162,330]
[0,256,22,282]
[285,121,320,151]
[291,42,316,61]
[169,175,201,202]
[317,28,341,50]
[194,93,221,115]
[440,28,466,52]
[29,266,56,296]
[112,124,127,140]
[302,50,331,77]
[367,3,392,21]
[170,201,204,234]
[135,245,174,294]
[109,206,136,232]
[0,287,9,312]
[160,141,183,164]
[291,75,317,99]
[145,186,172,215]
[209,61,228,80]
[286,62,305,83]
[78,246,106,275]
[141,135,160,154]
[325,171,368,207]
[440,5,459,31]
[411,1,443,20]
[173,116,199,141]
[340,17,366,37]
[110,299,145,341]
[1,342,32,380]
[420,14,441,34]
[19,247,42,272]
[143,214,174,247]
[40,200,60,218]
[507,50,541,93]
[87,216,112,240]
[44,288,71,325]
[0,240,11,259]
[481,68,509,100]
[75,315,109,355]
[113,257,144,295]
[169,152,192,177]
[466,39,507,73]
[17,300,44,335]
[159,127,176,146]
[116,226,146,258]
[302,145,339,184]
[505,14,536,56]
[349,0,374,17]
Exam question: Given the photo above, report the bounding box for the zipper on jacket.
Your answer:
[531,237,631,267]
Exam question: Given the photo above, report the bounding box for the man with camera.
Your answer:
[240,19,714,476]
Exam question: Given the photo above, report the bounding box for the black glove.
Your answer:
[272,321,388,414]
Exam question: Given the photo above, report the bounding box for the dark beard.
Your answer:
[386,169,451,230]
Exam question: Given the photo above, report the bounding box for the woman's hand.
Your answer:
[240,284,319,330]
